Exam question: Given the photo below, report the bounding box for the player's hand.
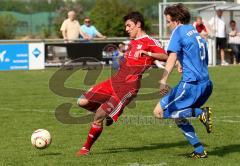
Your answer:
[176,60,182,73]
[159,81,171,96]
[64,39,68,43]
[83,35,91,40]
[134,50,147,59]
[177,64,182,73]
[101,36,107,39]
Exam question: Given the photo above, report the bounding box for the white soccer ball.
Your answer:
[31,129,51,149]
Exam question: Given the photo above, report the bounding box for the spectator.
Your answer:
[60,10,89,42]
[112,43,125,70]
[193,16,208,40]
[228,20,240,64]
[81,17,106,39]
[208,9,229,66]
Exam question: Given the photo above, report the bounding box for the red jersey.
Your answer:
[193,22,207,33]
[82,35,166,121]
[111,35,166,89]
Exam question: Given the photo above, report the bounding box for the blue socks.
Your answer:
[175,119,204,153]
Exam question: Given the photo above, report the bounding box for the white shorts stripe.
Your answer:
[164,82,186,109]
[109,92,132,118]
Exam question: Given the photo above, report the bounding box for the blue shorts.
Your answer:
[160,80,213,114]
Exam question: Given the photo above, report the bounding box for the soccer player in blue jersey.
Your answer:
[153,4,213,158]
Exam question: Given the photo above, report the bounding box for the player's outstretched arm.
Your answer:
[159,52,176,95]
[148,52,168,61]
[133,50,168,61]
[159,52,177,84]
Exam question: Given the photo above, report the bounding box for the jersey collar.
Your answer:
[135,35,149,40]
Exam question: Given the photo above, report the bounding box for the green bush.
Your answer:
[89,0,132,37]
[89,0,151,37]
[0,14,18,39]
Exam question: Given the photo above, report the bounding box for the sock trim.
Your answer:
[193,142,202,148]
[192,108,196,117]
[92,122,103,129]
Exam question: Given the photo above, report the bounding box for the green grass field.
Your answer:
[1,66,240,166]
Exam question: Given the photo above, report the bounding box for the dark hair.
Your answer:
[123,11,145,30]
[164,3,191,24]
[230,20,236,24]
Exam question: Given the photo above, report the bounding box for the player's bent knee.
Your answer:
[153,109,163,119]
[153,103,163,119]
[93,120,104,127]
[93,108,108,126]
[77,98,89,107]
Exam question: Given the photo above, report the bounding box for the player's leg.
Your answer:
[105,116,114,126]
[193,80,213,133]
[158,80,213,135]
[154,81,209,157]
[175,118,207,158]
[77,80,112,111]
[154,82,200,119]
[77,93,129,156]
[219,38,228,65]
[154,100,207,156]
[160,106,213,134]
[76,81,113,156]
[76,108,108,156]
[158,81,212,119]
[77,96,89,107]
[77,94,113,126]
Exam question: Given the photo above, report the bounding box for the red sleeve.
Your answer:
[148,39,166,54]
[203,24,207,32]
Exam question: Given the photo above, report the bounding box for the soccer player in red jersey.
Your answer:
[76,11,168,156]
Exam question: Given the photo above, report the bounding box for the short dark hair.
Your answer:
[230,20,236,24]
[123,11,145,30]
[164,3,191,24]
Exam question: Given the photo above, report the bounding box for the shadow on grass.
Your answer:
[38,152,62,156]
[97,141,192,154]
[208,144,240,157]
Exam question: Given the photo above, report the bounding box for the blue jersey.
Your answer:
[167,24,209,82]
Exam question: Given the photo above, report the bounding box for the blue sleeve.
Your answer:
[167,28,181,54]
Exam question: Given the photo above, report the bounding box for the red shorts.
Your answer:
[79,79,138,122]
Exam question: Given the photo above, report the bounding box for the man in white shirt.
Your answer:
[208,9,229,66]
[60,11,89,42]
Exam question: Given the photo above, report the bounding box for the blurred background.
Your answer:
[0,0,236,39]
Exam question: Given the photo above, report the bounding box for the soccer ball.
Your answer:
[31,129,51,149]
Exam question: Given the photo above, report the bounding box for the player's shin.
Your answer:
[82,122,103,150]
[175,119,204,153]
[81,109,108,151]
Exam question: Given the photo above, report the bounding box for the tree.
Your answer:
[0,14,18,39]
[89,0,133,37]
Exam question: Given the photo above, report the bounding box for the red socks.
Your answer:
[83,123,103,150]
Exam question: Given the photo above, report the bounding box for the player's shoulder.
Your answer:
[137,35,160,44]
[145,36,162,48]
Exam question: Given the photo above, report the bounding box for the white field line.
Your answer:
[2,108,240,123]
[0,107,87,116]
